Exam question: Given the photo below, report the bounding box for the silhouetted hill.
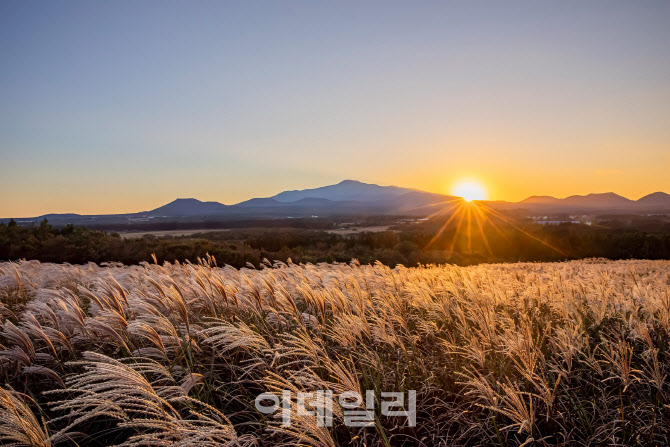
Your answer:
[148,198,228,217]
[562,192,632,208]
[514,192,640,212]
[228,181,456,216]
[390,190,459,211]
[235,198,284,207]
[520,193,632,208]
[520,196,563,205]
[4,180,670,226]
[38,213,83,219]
[636,192,670,210]
[272,180,414,203]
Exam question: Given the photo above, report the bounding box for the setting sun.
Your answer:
[451,180,488,201]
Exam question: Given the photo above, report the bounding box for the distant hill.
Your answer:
[520,196,563,205]
[515,191,670,213]
[4,180,670,225]
[135,180,457,219]
[520,193,631,208]
[235,197,284,208]
[147,198,228,217]
[272,180,415,203]
[561,192,633,208]
[37,213,84,219]
[636,192,670,210]
[388,190,460,212]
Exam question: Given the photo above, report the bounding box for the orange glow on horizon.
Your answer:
[450,180,489,202]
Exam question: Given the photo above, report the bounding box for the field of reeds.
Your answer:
[1,257,669,446]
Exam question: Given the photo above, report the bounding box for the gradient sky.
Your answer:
[1,1,669,216]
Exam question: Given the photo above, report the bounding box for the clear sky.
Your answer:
[1,1,669,216]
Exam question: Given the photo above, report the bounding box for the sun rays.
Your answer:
[425,197,567,257]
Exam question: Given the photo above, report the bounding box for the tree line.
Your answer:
[1,217,670,267]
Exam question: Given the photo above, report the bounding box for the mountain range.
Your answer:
[517,191,670,212]
[5,180,670,225]
[146,181,670,217]
[143,181,454,218]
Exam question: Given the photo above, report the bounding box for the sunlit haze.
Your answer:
[451,180,488,202]
[1,1,669,216]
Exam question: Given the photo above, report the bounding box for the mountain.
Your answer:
[137,181,455,219]
[292,197,356,206]
[5,180,670,226]
[235,198,284,207]
[520,196,563,205]
[386,190,459,211]
[561,192,632,208]
[636,192,670,210]
[272,180,415,203]
[38,213,84,219]
[147,198,228,217]
[516,192,635,212]
[514,191,670,213]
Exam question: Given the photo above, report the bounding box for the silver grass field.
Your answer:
[1,258,669,446]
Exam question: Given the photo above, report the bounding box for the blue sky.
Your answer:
[1,1,669,215]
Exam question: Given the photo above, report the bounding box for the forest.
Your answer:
[1,215,669,267]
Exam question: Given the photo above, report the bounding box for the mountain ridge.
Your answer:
[4,181,670,222]
[518,191,669,211]
[272,179,416,203]
[148,198,229,217]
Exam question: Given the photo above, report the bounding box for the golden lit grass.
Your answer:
[0,258,669,446]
